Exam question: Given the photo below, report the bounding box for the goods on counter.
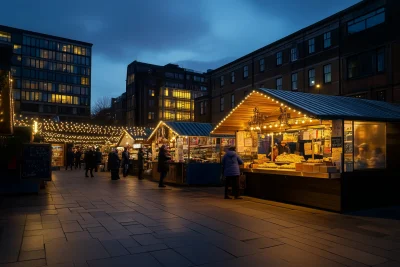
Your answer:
[278,163,296,170]
[307,159,323,163]
[258,162,278,169]
[275,154,305,163]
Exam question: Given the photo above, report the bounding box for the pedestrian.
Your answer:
[222,146,244,199]
[108,148,120,180]
[157,145,171,188]
[122,147,129,177]
[75,148,82,169]
[84,147,96,178]
[138,147,144,180]
[65,147,74,170]
[95,147,102,172]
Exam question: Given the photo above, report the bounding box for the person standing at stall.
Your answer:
[222,146,244,199]
[157,145,171,188]
[65,147,74,170]
[108,148,120,180]
[75,148,82,169]
[122,147,129,177]
[278,141,290,155]
[84,147,96,178]
[95,148,102,172]
[137,148,144,180]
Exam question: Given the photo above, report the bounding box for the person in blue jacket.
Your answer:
[222,146,244,199]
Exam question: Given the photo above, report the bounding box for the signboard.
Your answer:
[331,137,342,148]
[21,143,52,180]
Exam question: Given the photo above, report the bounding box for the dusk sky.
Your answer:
[1,0,360,107]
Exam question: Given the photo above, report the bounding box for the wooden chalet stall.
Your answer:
[147,121,229,185]
[211,88,400,212]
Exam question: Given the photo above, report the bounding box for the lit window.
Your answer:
[276,52,282,65]
[220,97,224,112]
[149,89,155,96]
[308,69,315,86]
[308,39,315,54]
[243,66,249,78]
[220,76,224,87]
[276,77,282,90]
[291,48,298,61]
[324,64,332,83]
[324,32,331,48]
[148,112,155,120]
[291,73,298,91]
[231,72,235,83]
[0,31,11,42]
[348,8,385,35]
[259,58,265,72]
[13,44,21,54]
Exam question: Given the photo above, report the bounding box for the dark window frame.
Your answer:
[243,66,249,79]
[323,64,332,84]
[276,51,283,66]
[324,32,331,48]
[291,73,298,91]
[276,77,283,90]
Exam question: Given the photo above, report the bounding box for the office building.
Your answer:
[0,25,93,121]
[195,0,400,124]
[126,61,208,127]
[111,92,127,126]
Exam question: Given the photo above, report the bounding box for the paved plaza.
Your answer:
[1,170,400,267]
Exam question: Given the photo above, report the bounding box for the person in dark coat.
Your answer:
[65,147,74,170]
[108,148,120,180]
[75,148,82,169]
[222,146,244,199]
[84,147,96,177]
[157,145,171,187]
[137,148,144,180]
[122,147,129,177]
[95,148,102,172]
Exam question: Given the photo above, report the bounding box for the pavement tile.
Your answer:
[262,217,300,228]
[131,234,164,246]
[100,240,130,257]
[124,224,153,235]
[86,227,106,233]
[0,259,47,267]
[66,231,93,241]
[117,238,140,248]
[244,237,284,248]
[21,236,44,251]
[174,244,235,265]
[87,253,162,267]
[127,243,169,254]
[42,222,62,229]
[18,250,46,261]
[151,249,193,267]
[62,222,83,233]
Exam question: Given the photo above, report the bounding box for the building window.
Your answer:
[291,73,298,91]
[231,72,235,83]
[13,45,21,54]
[324,32,331,48]
[148,112,155,120]
[377,48,385,72]
[291,48,298,62]
[220,76,224,87]
[308,38,315,54]
[0,31,11,42]
[220,96,224,112]
[259,59,265,72]
[308,69,315,86]
[231,94,235,108]
[347,56,359,79]
[347,8,385,35]
[376,90,386,101]
[276,77,282,90]
[354,93,367,99]
[276,52,282,65]
[149,89,155,96]
[323,64,332,83]
[200,101,205,115]
[243,66,249,78]
[149,99,154,107]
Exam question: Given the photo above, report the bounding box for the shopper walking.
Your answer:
[157,145,171,187]
[222,146,244,199]
[122,147,129,177]
[138,148,144,180]
[108,148,120,180]
[84,147,96,177]
[75,148,82,169]
[95,148,102,172]
[65,147,74,170]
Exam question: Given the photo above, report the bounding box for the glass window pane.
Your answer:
[366,12,385,28]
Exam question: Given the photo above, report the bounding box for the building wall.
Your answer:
[197,0,399,124]
[0,25,92,121]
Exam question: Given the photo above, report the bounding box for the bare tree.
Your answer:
[91,96,111,117]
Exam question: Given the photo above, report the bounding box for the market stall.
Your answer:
[211,88,400,212]
[147,121,232,185]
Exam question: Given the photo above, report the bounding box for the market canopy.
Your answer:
[211,88,400,135]
[148,121,214,141]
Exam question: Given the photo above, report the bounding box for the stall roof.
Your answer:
[211,89,400,135]
[148,121,214,141]
[259,88,400,121]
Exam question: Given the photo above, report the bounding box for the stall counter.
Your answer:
[241,168,341,179]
